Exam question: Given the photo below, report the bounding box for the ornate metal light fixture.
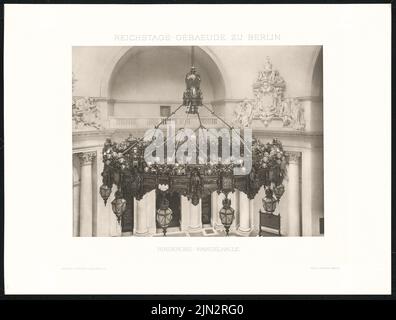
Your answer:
[273,183,285,202]
[99,47,289,234]
[262,188,277,214]
[219,197,235,236]
[183,47,202,114]
[111,190,127,223]
[99,184,112,206]
[156,193,173,237]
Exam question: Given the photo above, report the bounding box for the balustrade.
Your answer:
[106,116,222,130]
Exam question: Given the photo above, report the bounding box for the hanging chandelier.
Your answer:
[99,47,289,235]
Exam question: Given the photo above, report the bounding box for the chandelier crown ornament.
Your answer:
[183,46,203,114]
[183,66,203,114]
[254,56,285,91]
[185,67,201,88]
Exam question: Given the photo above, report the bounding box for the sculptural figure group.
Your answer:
[234,57,306,130]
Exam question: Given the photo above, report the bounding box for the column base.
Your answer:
[213,223,224,231]
[214,223,240,233]
[189,225,203,232]
[237,227,252,237]
[134,230,149,237]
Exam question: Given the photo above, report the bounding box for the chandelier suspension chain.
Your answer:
[202,104,251,154]
[122,103,185,155]
[174,111,191,153]
[154,103,185,129]
[149,108,207,162]
[145,103,251,163]
[196,110,204,129]
[156,108,190,155]
[191,46,195,68]
[194,111,213,161]
[150,102,185,135]
[122,104,183,154]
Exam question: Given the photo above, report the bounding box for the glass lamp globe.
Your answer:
[111,191,127,224]
[262,188,277,213]
[219,197,235,236]
[156,198,173,236]
[273,184,285,201]
[99,184,112,206]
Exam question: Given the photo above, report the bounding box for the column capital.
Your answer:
[286,151,301,164]
[78,151,97,165]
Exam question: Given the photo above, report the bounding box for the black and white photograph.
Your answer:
[3,3,391,298]
[72,46,323,237]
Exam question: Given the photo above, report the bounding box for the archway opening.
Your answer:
[311,47,323,97]
[107,46,226,118]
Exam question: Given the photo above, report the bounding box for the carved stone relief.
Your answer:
[234,57,306,130]
[72,97,102,130]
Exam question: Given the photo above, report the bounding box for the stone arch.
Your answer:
[306,46,323,98]
[99,46,228,102]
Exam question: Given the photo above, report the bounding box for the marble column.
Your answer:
[301,149,312,236]
[238,191,251,236]
[78,151,96,237]
[249,199,254,232]
[135,197,148,236]
[286,151,302,236]
[253,186,265,233]
[95,146,111,237]
[189,199,202,231]
[110,204,122,237]
[215,193,226,231]
[311,147,324,236]
[230,191,238,231]
[211,192,219,228]
[73,166,80,237]
[181,195,190,231]
[146,190,157,235]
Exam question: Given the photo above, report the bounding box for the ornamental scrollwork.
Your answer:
[72,97,102,130]
[234,57,306,131]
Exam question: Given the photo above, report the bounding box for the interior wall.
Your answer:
[73,46,321,100]
[72,45,324,237]
[109,47,215,102]
[311,48,323,97]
